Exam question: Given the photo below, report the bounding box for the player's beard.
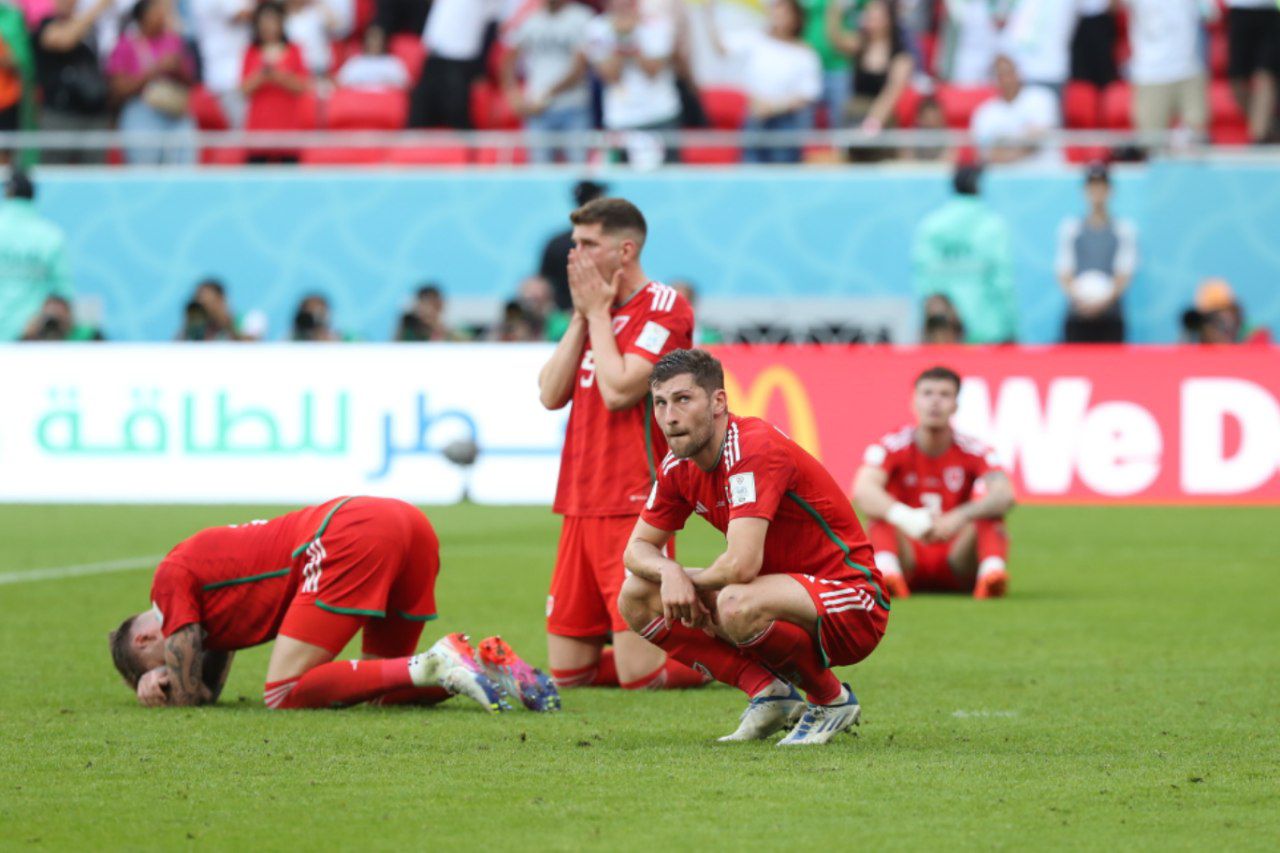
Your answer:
[666,409,715,460]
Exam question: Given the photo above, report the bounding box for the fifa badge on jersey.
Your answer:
[635,321,671,355]
[944,466,965,492]
[728,472,757,507]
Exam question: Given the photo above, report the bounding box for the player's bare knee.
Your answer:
[716,585,765,643]
[617,575,660,631]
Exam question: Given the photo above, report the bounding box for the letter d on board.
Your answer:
[1181,378,1280,494]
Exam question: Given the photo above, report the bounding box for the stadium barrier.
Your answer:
[30,159,1280,344]
[3,344,1276,505]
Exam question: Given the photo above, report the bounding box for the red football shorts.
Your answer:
[278,497,440,657]
[790,573,889,668]
[547,515,665,637]
[868,520,968,592]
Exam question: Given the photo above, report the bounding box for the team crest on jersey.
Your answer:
[613,316,631,334]
[944,466,965,492]
[728,472,756,507]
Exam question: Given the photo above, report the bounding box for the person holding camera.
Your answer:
[291,293,347,341]
[0,169,72,342]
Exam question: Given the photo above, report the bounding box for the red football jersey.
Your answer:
[641,415,884,599]
[148,499,340,651]
[864,425,1002,515]
[554,281,694,517]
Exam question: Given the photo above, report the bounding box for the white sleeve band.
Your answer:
[887,502,932,539]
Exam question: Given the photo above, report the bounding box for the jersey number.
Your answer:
[580,351,596,388]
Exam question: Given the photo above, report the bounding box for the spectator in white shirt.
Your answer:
[999,0,1079,97]
[935,0,1000,85]
[284,0,352,77]
[336,24,409,89]
[1225,0,1280,143]
[501,0,593,164]
[706,0,821,163]
[1124,0,1208,138]
[583,0,681,160]
[971,54,1062,166]
[192,0,252,126]
[409,0,502,128]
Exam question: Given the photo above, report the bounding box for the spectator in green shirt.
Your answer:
[0,169,72,342]
[912,165,1017,344]
[801,0,856,128]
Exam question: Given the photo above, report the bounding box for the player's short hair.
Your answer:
[109,615,147,689]
[569,197,647,247]
[651,348,724,396]
[915,365,962,392]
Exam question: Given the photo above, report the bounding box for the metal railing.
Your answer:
[2,127,1272,163]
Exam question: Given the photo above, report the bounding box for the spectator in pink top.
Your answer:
[106,0,196,164]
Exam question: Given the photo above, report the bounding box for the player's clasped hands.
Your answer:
[923,509,967,543]
[659,566,712,630]
[567,248,619,316]
[136,667,171,707]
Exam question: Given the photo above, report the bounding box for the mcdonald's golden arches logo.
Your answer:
[723,366,822,459]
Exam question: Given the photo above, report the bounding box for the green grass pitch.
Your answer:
[1,503,1277,849]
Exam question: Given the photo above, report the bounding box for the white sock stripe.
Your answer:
[640,617,666,640]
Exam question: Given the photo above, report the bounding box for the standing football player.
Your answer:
[537,197,706,691]
[852,366,1015,599]
[621,350,890,745]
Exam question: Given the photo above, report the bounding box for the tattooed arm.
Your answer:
[163,624,214,706]
[201,651,235,704]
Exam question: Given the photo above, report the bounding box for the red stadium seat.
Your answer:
[1101,82,1132,130]
[300,147,389,165]
[389,34,428,85]
[354,0,375,32]
[1209,80,1249,144]
[935,84,997,129]
[384,145,470,165]
[680,145,741,164]
[474,146,529,166]
[683,88,748,161]
[1209,31,1229,80]
[326,87,408,130]
[895,85,925,128]
[470,80,521,130]
[1065,146,1109,164]
[1063,81,1101,129]
[189,85,229,130]
[701,87,748,129]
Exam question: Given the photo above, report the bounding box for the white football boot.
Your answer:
[777,684,861,746]
[718,683,805,742]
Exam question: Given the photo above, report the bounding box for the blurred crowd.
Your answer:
[2,166,1271,345]
[0,0,1277,166]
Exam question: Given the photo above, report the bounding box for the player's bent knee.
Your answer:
[716,585,765,642]
[617,575,660,631]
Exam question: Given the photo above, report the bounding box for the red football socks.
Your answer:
[551,647,620,688]
[264,658,415,709]
[975,518,1009,565]
[738,620,843,705]
[620,658,712,690]
[638,617,775,697]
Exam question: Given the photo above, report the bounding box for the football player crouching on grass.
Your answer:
[108,496,559,712]
[619,349,890,746]
[852,366,1015,600]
